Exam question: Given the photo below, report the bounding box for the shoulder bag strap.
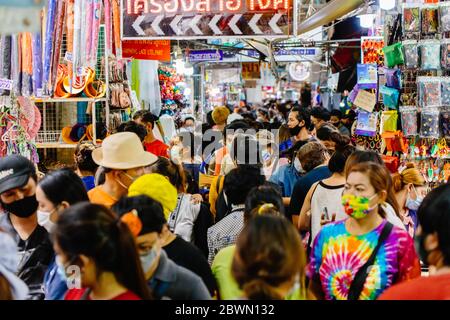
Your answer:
[347,222,394,300]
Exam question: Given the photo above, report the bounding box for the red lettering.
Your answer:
[250,0,271,10]
[133,0,149,14]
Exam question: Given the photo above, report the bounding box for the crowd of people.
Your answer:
[0,100,449,300]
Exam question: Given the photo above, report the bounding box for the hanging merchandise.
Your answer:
[400,106,418,137]
[420,40,441,70]
[421,108,441,138]
[421,4,439,36]
[441,107,450,137]
[441,41,450,70]
[382,43,405,68]
[112,0,121,57]
[418,77,442,107]
[441,78,450,106]
[384,68,402,90]
[355,111,378,137]
[440,2,450,33]
[381,110,398,133]
[31,33,42,97]
[108,58,131,109]
[50,0,66,95]
[361,37,385,65]
[43,0,57,95]
[402,4,420,37]
[380,85,400,109]
[403,40,419,69]
[20,33,33,97]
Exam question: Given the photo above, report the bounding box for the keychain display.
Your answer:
[383,43,405,68]
[421,4,439,35]
[403,40,419,69]
[418,77,441,107]
[403,4,421,35]
[400,106,418,137]
[385,68,402,89]
[440,2,450,33]
[421,108,441,138]
[420,40,441,70]
[380,85,400,109]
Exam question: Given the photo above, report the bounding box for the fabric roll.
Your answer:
[11,35,21,96]
[20,33,33,97]
[0,35,12,95]
[104,0,112,54]
[43,0,57,95]
[32,33,43,96]
[50,0,66,95]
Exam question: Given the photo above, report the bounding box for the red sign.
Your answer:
[122,40,171,61]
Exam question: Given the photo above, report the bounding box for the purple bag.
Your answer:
[385,68,401,89]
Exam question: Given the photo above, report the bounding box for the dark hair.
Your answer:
[232,215,306,300]
[345,151,400,217]
[230,134,263,169]
[74,142,98,174]
[311,107,331,122]
[330,109,343,119]
[148,157,186,192]
[418,184,450,266]
[316,124,350,149]
[257,108,269,119]
[113,195,166,235]
[206,111,215,127]
[54,202,152,299]
[116,121,147,142]
[223,167,266,206]
[297,142,328,172]
[134,110,157,127]
[244,183,284,222]
[39,169,89,206]
[223,120,252,140]
[328,145,356,174]
[290,107,311,129]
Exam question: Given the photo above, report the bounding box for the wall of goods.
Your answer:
[0,0,133,168]
[347,1,450,188]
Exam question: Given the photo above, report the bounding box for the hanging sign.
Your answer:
[122,40,171,60]
[242,62,261,79]
[121,0,296,40]
[189,50,223,62]
[289,62,310,82]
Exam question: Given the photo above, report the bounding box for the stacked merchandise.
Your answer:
[158,65,184,113]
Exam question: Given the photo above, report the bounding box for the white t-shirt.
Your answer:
[168,193,201,243]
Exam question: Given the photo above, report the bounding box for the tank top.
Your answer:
[310,181,346,245]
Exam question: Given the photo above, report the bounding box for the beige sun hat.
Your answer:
[92,132,157,170]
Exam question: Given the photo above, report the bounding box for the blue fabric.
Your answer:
[279,139,293,154]
[44,258,68,300]
[269,164,301,197]
[81,176,95,191]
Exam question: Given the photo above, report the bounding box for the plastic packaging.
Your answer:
[380,85,400,109]
[441,108,450,137]
[420,40,441,70]
[418,77,441,107]
[381,110,398,133]
[385,68,402,89]
[383,43,405,68]
[400,106,418,137]
[355,111,379,137]
[441,42,450,69]
[421,5,439,35]
[421,108,441,138]
[403,4,420,35]
[403,40,419,69]
[440,2,450,32]
[441,78,450,105]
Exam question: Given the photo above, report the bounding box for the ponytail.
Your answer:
[114,220,153,300]
[242,279,283,300]
[329,131,351,149]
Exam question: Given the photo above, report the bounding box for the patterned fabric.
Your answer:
[207,206,245,265]
[308,220,420,300]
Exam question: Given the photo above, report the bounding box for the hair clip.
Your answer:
[120,209,142,237]
[258,203,276,215]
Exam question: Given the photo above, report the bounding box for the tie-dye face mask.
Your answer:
[341,193,378,219]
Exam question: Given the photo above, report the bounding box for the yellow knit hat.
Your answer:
[212,106,230,125]
[128,174,178,220]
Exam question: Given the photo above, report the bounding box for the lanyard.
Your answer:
[168,194,183,232]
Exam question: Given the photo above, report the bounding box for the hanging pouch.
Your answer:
[441,107,450,137]
[355,111,378,137]
[403,40,419,69]
[381,110,398,133]
[385,68,402,89]
[440,2,450,33]
[403,4,420,36]
[400,106,418,137]
[418,77,441,107]
[380,85,400,109]
[420,40,441,70]
[421,108,441,138]
[383,43,405,68]
[421,4,439,36]
[441,78,450,106]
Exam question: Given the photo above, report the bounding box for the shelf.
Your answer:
[36,143,77,149]
[31,97,107,103]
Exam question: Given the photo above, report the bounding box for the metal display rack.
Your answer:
[33,25,110,150]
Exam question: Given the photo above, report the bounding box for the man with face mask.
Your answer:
[0,155,54,300]
[115,192,212,300]
[379,184,450,300]
[88,132,157,208]
[287,108,313,144]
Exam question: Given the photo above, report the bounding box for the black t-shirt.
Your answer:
[163,236,217,296]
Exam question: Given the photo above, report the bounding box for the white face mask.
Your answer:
[294,158,304,173]
[170,146,182,163]
[405,186,424,211]
[37,209,57,233]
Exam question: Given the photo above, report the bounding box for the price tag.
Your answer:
[130,90,141,109]
[0,78,13,90]
[64,52,73,63]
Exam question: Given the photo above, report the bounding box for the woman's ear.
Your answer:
[79,254,92,273]
[60,201,70,211]
[379,190,388,203]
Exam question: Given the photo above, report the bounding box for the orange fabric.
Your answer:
[214,147,228,176]
[88,186,118,208]
[208,175,224,217]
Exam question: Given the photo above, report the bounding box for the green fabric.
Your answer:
[211,245,306,300]
[131,59,140,100]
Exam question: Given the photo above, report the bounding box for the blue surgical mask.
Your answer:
[55,256,68,281]
[406,186,424,211]
[140,247,158,274]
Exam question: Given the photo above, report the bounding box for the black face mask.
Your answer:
[289,125,302,137]
[2,195,39,218]
[414,233,428,264]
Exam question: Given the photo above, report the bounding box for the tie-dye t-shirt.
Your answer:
[307,220,420,300]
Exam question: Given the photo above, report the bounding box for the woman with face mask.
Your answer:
[308,162,421,300]
[392,163,427,238]
[54,203,152,300]
[35,169,89,300]
[232,215,308,300]
[379,184,450,300]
